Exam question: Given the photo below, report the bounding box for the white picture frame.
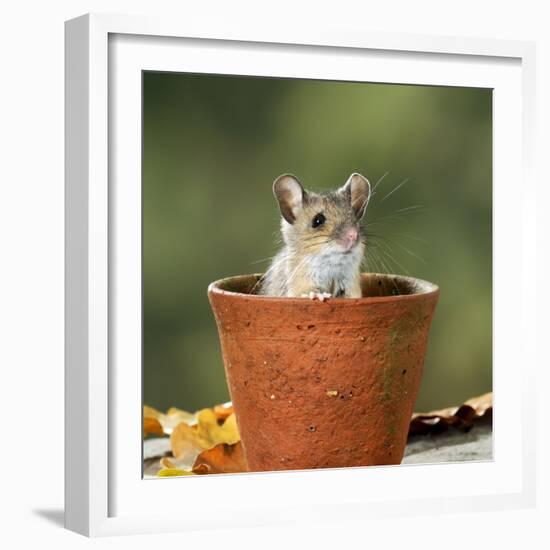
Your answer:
[65,12,537,537]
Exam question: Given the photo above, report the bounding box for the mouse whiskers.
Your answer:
[380,177,410,202]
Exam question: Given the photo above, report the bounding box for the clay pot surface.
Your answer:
[208,273,439,472]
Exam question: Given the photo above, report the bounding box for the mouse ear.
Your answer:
[273,174,306,224]
[341,173,371,219]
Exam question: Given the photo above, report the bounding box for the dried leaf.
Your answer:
[192,441,247,474]
[463,392,493,416]
[213,401,234,421]
[143,405,161,418]
[157,468,195,477]
[164,407,197,428]
[169,423,203,469]
[157,456,197,477]
[143,416,163,437]
[196,410,240,449]
[143,405,197,437]
[409,392,492,436]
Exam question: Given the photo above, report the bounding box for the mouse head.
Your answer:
[273,173,371,256]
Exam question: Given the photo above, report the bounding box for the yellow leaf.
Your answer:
[157,468,195,477]
[196,410,240,449]
[165,407,196,429]
[170,422,203,462]
[143,405,197,436]
[144,405,163,420]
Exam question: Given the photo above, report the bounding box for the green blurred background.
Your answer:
[143,72,492,413]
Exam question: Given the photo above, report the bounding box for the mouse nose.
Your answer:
[345,227,358,245]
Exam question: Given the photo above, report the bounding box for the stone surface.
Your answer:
[143,437,171,460]
[403,420,492,464]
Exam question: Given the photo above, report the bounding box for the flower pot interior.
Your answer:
[213,272,437,299]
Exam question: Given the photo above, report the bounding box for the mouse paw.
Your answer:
[307,291,332,302]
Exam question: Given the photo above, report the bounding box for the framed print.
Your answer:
[65,13,536,536]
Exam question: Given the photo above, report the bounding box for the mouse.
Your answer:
[258,173,371,300]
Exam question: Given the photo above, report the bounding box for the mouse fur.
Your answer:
[258,173,370,299]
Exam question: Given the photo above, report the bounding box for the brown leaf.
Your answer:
[409,392,493,436]
[463,392,493,416]
[192,441,247,474]
[143,416,163,437]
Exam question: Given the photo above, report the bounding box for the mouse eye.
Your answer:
[312,213,326,228]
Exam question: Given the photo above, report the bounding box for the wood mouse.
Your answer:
[258,173,371,300]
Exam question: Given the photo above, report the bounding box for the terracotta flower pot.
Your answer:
[208,273,439,472]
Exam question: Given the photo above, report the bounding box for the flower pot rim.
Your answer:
[208,272,439,305]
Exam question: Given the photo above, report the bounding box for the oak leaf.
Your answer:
[196,409,240,449]
[409,392,492,436]
[213,401,234,421]
[169,422,203,470]
[143,416,163,437]
[157,468,195,477]
[192,441,247,475]
[143,405,196,437]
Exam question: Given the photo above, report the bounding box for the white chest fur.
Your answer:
[308,245,362,293]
